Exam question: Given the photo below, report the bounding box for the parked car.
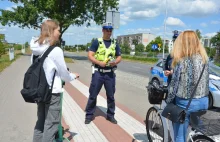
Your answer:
[148,59,220,108]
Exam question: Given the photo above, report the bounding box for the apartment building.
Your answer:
[117,33,156,47]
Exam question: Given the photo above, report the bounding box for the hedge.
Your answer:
[122,54,158,63]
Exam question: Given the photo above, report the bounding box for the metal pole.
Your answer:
[162,0,168,59]
[77,39,78,52]
[112,11,114,39]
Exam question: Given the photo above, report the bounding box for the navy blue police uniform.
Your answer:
[85,39,121,122]
[164,54,172,85]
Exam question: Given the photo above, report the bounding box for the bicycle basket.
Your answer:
[190,109,220,136]
[147,81,164,104]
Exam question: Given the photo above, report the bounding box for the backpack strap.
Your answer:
[50,70,56,92]
[39,45,57,92]
[40,45,56,63]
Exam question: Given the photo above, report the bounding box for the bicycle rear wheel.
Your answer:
[189,135,215,142]
[146,107,164,142]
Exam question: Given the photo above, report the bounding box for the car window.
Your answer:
[156,61,163,68]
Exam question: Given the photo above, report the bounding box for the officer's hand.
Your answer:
[99,61,106,67]
[164,70,170,76]
[109,61,116,67]
[164,70,173,76]
[72,72,80,78]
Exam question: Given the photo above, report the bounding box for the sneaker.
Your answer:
[85,119,92,124]
[106,117,117,124]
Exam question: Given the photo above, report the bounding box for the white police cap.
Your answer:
[102,22,113,29]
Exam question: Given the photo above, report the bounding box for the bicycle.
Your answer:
[145,81,219,142]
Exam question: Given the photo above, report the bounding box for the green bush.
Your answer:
[14,44,22,50]
[134,52,145,56]
[0,42,5,58]
[135,43,145,52]
[122,54,158,63]
[65,46,70,51]
[70,48,77,52]
[147,52,154,57]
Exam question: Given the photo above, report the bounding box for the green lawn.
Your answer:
[0,51,21,72]
[64,57,74,63]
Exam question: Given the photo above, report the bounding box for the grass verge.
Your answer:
[215,62,220,67]
[0,51,22,73]
[64,57,74,63]
[122,54,158,64]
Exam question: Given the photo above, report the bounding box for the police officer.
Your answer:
[164,54,173,85]
[164,30,179,85]
[85,22,121,124]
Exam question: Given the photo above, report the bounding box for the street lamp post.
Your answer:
[106,10,120,39]
[162,0,168,59]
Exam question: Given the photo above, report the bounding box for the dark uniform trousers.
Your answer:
[85,70,116,119]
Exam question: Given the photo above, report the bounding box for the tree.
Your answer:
[121,40,130,54]
[145,40,154,52]
[14,44,22,50]
[25,42,29,48]
[211,31,220,63]
[135,43,144,53]
[0,34,6,57]
[0,0,119,40]
[205,46,216,58]
[132,39,138,45]
[145,36,163,53]
[195,29,202,39]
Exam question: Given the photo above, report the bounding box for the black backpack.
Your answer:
[21,46,56,103]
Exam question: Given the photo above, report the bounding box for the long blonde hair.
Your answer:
[36,20,59,46]
[171,30,208,67]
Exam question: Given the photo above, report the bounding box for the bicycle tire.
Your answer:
[189,135,215,142]
[146,107,164,142]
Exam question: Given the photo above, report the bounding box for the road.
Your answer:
[64,52,153,77]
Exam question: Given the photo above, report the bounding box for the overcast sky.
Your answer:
[0,0,220,45]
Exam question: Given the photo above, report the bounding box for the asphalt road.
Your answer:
[64,52,220,78]
[117,61,152,77]
[64,52,153,77]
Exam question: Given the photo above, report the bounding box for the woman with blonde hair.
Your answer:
[166,30,209,142]
[30,20,79,142]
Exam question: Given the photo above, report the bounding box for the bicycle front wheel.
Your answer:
[189,135,215,142]
[146,107,164,142]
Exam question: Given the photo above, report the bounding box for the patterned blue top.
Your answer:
[166,54,209,103]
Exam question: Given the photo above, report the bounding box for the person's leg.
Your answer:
[173,122,179,141]
[174,97,190,142]
[104,72,116,119]
[174,96,209,142]
[33,103,45,142]
[173,122,186,142]
[42,93,61,142]
[85,71,104,120]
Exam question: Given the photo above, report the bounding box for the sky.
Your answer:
[0,0,220,46]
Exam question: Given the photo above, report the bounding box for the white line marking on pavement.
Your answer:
[62,90,109,142]
[70,80,148,142]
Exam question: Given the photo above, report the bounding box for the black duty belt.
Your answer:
[94,67,116,73]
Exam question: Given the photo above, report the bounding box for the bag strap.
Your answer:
[50,70,56,93]
[39,45,56,92]
[185,64,205,110]
[40,45,56,63]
